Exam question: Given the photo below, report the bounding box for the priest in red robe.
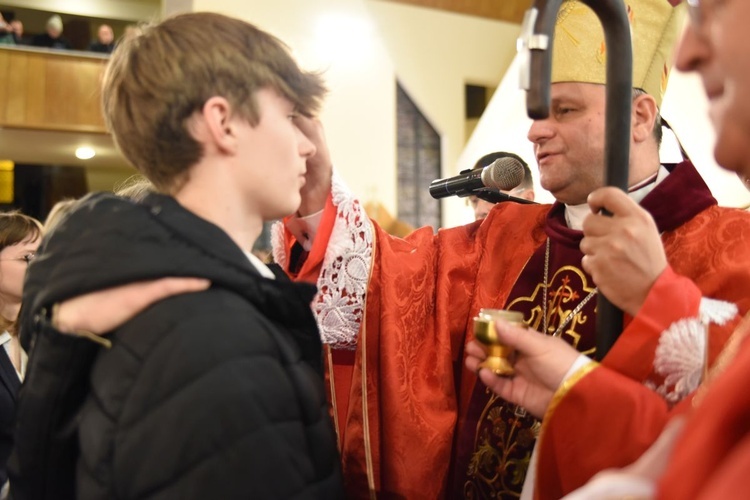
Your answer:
[465,1,750,498]
[273,1,750,498]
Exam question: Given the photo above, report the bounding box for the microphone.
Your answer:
[429,157,525,199]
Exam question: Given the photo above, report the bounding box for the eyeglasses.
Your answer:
[0,253,36,264]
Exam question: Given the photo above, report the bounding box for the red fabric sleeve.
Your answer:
[603,266,702,379]
[536,366,672,499]
[280,192,336,284]
[696,433,750,499]
[536,207,750,499]
[658,321,750,499]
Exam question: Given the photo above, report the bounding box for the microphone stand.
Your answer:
[473,190,537,205]
[517,0,632,360]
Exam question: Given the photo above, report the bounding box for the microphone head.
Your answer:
[481,157,525,191]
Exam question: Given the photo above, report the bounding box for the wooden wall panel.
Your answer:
[25,55,47,126]
[0,47,108,134]
[0,52,7,124]
[375,0,533,24]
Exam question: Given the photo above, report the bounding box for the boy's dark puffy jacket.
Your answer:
[9,193,344,500]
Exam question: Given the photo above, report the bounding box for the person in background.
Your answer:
[113,175,154,202]
[0,212,41,499]
[89,24,114,54]
[10,20,28,46]
[43,199,80,236]
[32,15,71,50]
[468,151,536,220]
[0,14,14,45]
[43,179,157,240]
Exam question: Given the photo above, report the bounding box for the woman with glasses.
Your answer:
[0,211,40,498]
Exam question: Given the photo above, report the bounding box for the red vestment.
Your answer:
[657,314,750,499]
[275,161,750,499]
[533,209,750,497]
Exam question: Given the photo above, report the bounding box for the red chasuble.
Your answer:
[277,161,750,499]
[451,203,602,499]
[281,193,549,498]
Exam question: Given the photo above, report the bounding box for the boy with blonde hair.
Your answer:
[11,12,343,500]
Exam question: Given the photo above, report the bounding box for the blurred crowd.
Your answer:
[0,12,126,54]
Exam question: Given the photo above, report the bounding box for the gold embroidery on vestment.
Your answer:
[464,249,598,497]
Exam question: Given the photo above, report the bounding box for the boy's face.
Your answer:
[232,88,316,220]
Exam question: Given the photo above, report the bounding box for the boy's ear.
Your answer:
[202,96,237,154]
[632,93,658,144]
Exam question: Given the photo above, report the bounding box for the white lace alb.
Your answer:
[272,172,373,349]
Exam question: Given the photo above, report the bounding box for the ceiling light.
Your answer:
[75,147,96,160]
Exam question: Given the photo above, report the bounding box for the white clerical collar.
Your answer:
[564,165,670,230]
[244,251,276,279]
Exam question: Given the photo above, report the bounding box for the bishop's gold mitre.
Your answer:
[551,0,686,107]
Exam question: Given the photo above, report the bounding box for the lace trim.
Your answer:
[699,297,738,326]
[644,298,737,405]
[645,318,705,405]
[272,172,373,349]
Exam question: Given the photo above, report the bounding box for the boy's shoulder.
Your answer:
[109,285,269,355]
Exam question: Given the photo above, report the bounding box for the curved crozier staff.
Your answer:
[517,0,633,359]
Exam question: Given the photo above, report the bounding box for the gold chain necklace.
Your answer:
[541,238,598,338]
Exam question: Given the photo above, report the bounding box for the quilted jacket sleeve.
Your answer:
[9,316,102,500]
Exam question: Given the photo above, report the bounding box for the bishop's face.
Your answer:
[527,82,607,206]
[677,0,750,178]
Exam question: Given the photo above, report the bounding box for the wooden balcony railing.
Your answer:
[376,0,533,24]
[0,46,109,134]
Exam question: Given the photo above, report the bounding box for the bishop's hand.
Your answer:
[54,277,211,337]
[580,187,668,316]
[295,115,332,216]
